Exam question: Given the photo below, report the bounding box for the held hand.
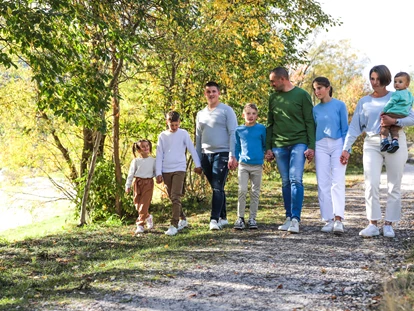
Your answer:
[304,148,314,163]
[228,156,238,170]
[381,114,396,127]
[194,167,202,175]
[126,188,130,194]
[340,150,350,165]
[265,149,274,162]
[156,175,163,184]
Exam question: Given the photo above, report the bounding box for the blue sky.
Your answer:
[318,0,414,87]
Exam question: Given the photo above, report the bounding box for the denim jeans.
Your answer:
[201,152,229,221]
[272,144,307,221]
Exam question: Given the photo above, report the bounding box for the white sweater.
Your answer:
[156,128,201,176]
[125,157,156,190]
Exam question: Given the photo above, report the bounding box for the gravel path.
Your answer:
[41,164,414,311]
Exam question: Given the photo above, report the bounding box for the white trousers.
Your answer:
[363,132,407,222]
[315,138,347,221]
[237,163,263,219]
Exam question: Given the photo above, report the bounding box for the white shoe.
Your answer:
[287,218,299,233]
[359,224,380,237]
[165,226,178,236]
[146,214,154,229]
[209,219,221,230]
[321,220,334,233]
[383,225,395,238]
[178,219,188,231]
[219,218,229,227]
[333,220,344,235]
[278,217,291,231]
[135,225,144,234]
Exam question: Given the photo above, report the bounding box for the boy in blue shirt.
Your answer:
[380,72,414,153]
[234,103,267,229]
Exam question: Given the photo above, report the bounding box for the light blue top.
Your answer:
[343,91,414,151]
[235,123,266,165]
[313,98,348,142]
[383,89,414,116]
[196,103,238,159]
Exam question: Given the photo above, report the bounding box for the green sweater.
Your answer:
[266,86,316,150]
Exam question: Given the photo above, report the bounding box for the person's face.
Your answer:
[167,120,180,133]
[370,71,383,90]
[313,83,330,101]
[269,72,284,91]
[138,141,151,157]
[204,86,220,106]
[394,76,409,90]
[242,107,258,126]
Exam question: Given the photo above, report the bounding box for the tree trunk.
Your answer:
[79,131,102,226]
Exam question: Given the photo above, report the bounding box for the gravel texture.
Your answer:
[39,164,414,311]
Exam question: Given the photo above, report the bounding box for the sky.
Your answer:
[317,0,414,88]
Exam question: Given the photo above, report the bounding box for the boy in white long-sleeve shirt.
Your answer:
[156,111,202,236]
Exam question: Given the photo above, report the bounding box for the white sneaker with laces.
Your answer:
[287,218,299,233]
[178,219,188,231]
[383,225,395,238]
[146,214,154,229]
[321,220,334,233]
[278,217,291,231]
[219,218,229,227]
[165,226,178,236]
[135,225,144,234]
[333,220,344,235]
[359,224,380,237]
[209,219,221,230]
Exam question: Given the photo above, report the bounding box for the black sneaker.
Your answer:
[387,139,399,153]
[380,139,390,152]
[233,217,245,230]
[247,218,258,229]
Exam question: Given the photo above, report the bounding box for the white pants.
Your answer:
[363,132,407,222]
[237,163,263,219]
[315,138,347,221]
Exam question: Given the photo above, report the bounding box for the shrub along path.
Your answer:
[2,165,414,311]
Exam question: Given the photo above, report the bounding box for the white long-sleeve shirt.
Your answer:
[125,157,156,190]
[155,128,201,176]
[343,92,414,151]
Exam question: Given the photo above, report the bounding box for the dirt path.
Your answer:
[37,164,414,311]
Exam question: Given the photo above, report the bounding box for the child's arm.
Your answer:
[184,131,202,172]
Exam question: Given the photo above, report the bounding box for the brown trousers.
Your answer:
[133,177,154,226]
[162,171,186,227]
[380,112,405,139]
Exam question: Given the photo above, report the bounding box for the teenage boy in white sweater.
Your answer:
[156,111,202,236]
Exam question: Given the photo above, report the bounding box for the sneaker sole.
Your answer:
[333,230,344,235]
[249,226,258,230]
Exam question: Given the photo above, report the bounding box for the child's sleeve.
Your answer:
[155,135,163,176]
[125,159,136,190]
[235,128,241,162]
[185,131,201,168]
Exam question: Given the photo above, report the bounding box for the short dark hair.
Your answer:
[205,81,220,91]
[270,67,289,79]
[244,103,258,112]
[166,111,180,122]
[312,76,333,97]
[395,72,411,84]
[369,65,392,86]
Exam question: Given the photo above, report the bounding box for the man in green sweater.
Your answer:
[265,67,316,233]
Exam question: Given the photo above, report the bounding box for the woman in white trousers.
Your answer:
[312,77,348,234]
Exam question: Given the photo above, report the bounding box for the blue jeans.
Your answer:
[201,152,229,221]
[272,144,307,221]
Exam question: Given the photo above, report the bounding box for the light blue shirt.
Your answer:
[235,123,266,165]
[313,98,348,142]
[343,91,414,151]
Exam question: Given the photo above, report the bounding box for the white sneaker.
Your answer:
[359,224,380,237]
[219,218,229,227]
[146,214,154,229]
[165,226,178,236]
[278,217,291,231]
[178,219,188,231]
[333,220,344,235]
[135,225,144,234]
[209,219,221,230]
[321,220,334,233]
[287,218,299,233]
[383,225,395,238]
